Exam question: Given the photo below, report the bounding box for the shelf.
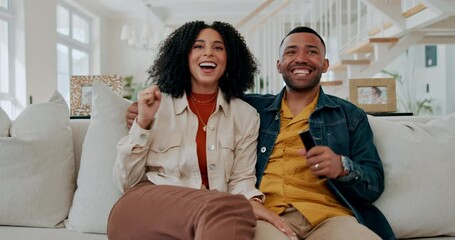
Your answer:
[368,112,413,117]
[70,115,91,119]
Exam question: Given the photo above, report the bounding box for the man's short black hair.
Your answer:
[279,26,326,50]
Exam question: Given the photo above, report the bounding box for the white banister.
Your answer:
[238,0,427,93]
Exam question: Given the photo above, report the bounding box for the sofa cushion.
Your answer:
[0,92,75,227]
[370,113,455,238]
[66,81,131,233]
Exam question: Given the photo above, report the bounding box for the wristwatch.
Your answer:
[340,155,350,174]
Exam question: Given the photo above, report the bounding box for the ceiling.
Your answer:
[82,0,455,43]
[87,0,276,28]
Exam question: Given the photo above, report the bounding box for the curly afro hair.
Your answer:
[147,20,258,102]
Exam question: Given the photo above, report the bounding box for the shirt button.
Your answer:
[158,146,165,151]
[140,134,147,140]
[209,163,216,170]
[208,144,215,151]
[260,147,266,153]
[208,125,215,131]
[275,115,279,120]
[355,176,359,180]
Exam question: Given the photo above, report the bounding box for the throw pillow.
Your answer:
[65,80,131,233]
[0,108,10,137]
[370,114,455,238]
[0,91,75,227]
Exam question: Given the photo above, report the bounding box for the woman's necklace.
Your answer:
[191,94,217,104]
[190,96,216,132]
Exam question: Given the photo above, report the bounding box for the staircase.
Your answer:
[237,0,455,96]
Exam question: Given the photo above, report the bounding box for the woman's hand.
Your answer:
[136,85,162,129]
[250,201,298,240]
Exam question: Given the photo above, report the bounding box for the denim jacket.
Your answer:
[244,87,396,240]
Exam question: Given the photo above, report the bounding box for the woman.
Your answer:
[108,21,263,240]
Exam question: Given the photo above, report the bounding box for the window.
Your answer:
[0,0,7,10]
[0,0,14,118]
[57,3,91,103]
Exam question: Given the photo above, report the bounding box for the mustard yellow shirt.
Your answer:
[259,91,352,227]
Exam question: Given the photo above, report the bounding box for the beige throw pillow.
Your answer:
[370,114,455,238]
[66,81,131,233]
[0,91,75,227]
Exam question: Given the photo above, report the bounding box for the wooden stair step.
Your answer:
[345,37,399,54]
[340,59,371,65]
[368,21,393,36]
[402,3,427,18]
[329,62,347,71]
[329,59,371,71]
[369,37,399,43]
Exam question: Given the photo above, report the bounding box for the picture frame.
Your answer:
[349,78,397,113]
[425,45,437,67]
[70,75,123,116]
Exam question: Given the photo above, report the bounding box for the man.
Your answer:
[242,27,395,240]
[126,26,395,240]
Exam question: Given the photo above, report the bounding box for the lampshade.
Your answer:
[128,30,137,46]
[120,24,131,41]
[140,24,152,40]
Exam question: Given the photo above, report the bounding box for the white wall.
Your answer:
[108,18,158,85]
[324,43,451,116]
[73,0,165,85]
[23,0,57,104]
[380,44,448,115]
[15,0,160,107]
[16,1,453,114]
[425,45,447,115]
[445,45,455,114]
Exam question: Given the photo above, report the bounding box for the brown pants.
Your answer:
[107,181,256,240]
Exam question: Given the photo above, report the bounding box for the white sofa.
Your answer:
[1,82,455,240]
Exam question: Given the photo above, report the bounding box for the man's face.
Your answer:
[277,32,329,92]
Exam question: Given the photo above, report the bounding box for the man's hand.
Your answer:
[126,102,138,129]
[300,146,346,179]
[249,201,297,240]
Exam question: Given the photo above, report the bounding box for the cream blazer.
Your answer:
[114,91,263,200]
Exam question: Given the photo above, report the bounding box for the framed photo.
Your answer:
[349,78,397,113]
[70,75,123,116]
[425,45,437,67]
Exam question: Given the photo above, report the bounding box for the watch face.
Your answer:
[341,156,350,172]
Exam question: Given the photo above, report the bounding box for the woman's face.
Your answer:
[188,28,227,93]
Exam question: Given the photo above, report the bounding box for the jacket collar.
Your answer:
[314,86,339,111]
[265,86,339,113]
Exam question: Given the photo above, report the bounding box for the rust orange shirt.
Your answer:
[187,92,217,188]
